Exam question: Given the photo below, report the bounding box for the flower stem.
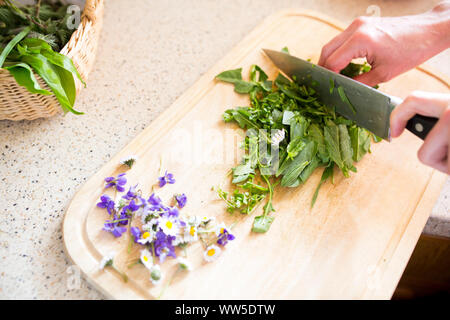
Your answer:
[157,267,181,300]
[111,265,128,283]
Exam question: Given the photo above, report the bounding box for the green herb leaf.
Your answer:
[252,215,275,233]
[215,68,243,83]
[233,80,255,94]
[3,61,52,95]
[0,25,30,67]
[311,163,334,208]
[337,86,357,115]
[281,46,289,54]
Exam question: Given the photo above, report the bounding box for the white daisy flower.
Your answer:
[271,129,285,146]
[203,245,221,262]
[150,265,162,285]
[99,251,115,270]
[137,230,155,245]
[178,257,193,271]
[159,216,179,236]
[184,224,198,243]
[140,249,153,270]
[142,219,158,232]
[200,215,215,224]
[120,155,138,168]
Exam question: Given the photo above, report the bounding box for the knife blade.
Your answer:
[262,49,437,140]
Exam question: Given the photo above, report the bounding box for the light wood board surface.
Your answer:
[62,10,449,300]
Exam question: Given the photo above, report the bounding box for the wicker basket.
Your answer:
[0,0,104,120]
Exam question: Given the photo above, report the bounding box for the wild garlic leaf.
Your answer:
[282,110,295,125]
[233,80,255,94]
[250,64,268,82]
[40,47,86,86]
[337,86,357,115]
[3,61,52,95]
[371,133,383,143]
[281,141,316,187]
[286,136,306,160]
[308,124,329,163]
[324,122,344,170]
[299,155,321,182]
[311,163,334,208]
[329,78,335,94]
[252,215,274,233]
[0,26,30,67]
[349,126,371,162]
[289,115,309,140]
[21,52,82,114]
[338,124,354,169]
[215,68,243,83]
[232,162,255,184]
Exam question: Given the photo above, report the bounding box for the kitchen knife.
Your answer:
[262,49,437,140]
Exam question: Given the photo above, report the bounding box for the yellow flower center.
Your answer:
[142,232,150,239]
[220,228,225,234]
[189,226,196,236]
[207,248,215,257]
[166,221,173,229]
[143,256,148,262]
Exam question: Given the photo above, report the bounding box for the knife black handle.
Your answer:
[405,114,438,140]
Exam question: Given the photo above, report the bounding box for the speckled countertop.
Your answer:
[0,0,448,299]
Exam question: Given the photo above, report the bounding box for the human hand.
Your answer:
[318,2,450,87]
[390,91,450,174]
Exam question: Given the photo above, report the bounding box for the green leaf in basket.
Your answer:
[54,64,76,106]
[0,26,30,68]
[40,48,86,87]
[20,37,85,87]
[3,61,52,96]
[21,52,83,115]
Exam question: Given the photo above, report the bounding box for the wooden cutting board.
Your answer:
[63,10,449,300]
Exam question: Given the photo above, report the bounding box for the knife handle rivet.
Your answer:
[415,123,424,133]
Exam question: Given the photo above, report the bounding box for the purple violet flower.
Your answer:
[158,171,175,187]
[168,206,179,218]
[118,200,140,225]
[154,230,176,263]
[217,228,235,246]
[103,216,127,237]
[104,173,127,192]
[130,226,142,243]
[174,193,187,208]
[148,193,162,206]
[96,195,115,214]
[122,184,138,200]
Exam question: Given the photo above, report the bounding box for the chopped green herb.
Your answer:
[337,86,357,115]
[329,78,335,94]
[281,46,290,54]
[215,55,378,232]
